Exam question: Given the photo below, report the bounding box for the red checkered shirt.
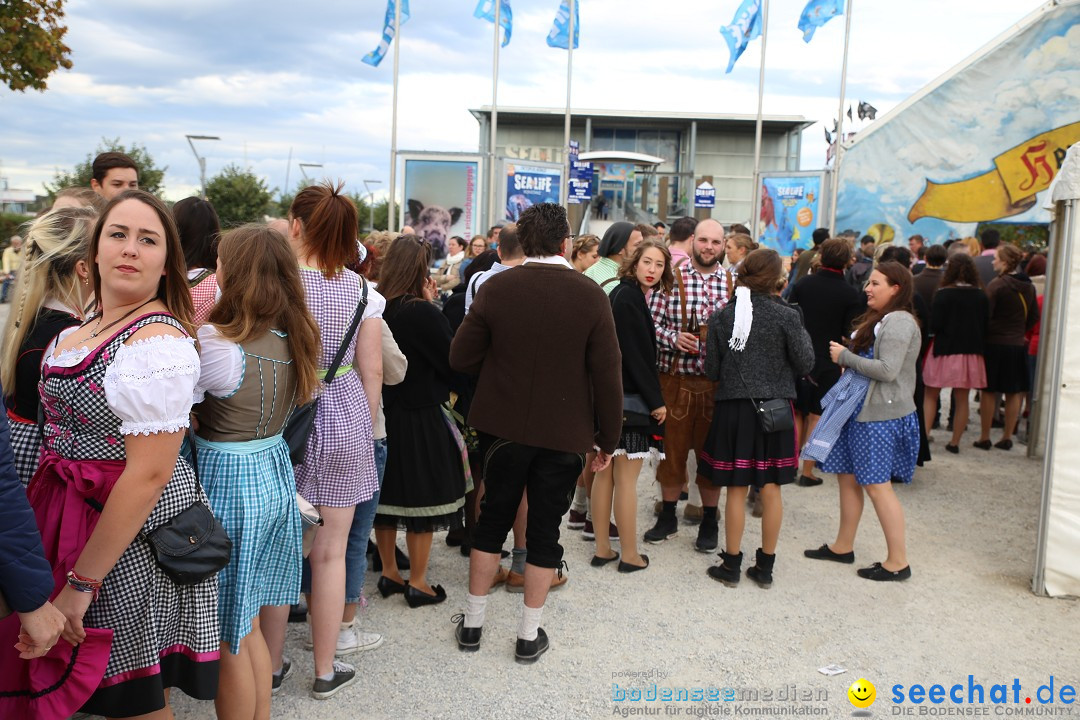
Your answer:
[649,263,731,376]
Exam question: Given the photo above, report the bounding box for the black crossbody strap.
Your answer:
[324,276,369,386]
[729,346,760,407]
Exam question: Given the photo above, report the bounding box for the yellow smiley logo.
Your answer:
[848,678,876,709]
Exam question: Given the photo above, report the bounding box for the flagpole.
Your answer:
[388,0,402,232]
[751,0,770,229]
[489,1,501,230]
[828,0,853,233]
[560,0,574,211]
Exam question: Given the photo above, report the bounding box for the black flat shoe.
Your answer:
[797,475,824,487]
[945,443,959,454]
[994,438,1013,450]
[973,439,992,450]
[451,613,482,652]
[590,552,619,567]
[803,543,855,564]
[857,562,911,582]
[377,575,407,598]
[405,583,447,608]
[514,628,549,664]
[617,555,649,573]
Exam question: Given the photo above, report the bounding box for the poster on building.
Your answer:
[756,173,824,255]
[400,154,483,260]
[694,181,716,208]
[503,161,562,221]
[568,160,594,204]
[836,2,1080,242]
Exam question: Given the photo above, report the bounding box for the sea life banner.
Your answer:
[757,174,823,255]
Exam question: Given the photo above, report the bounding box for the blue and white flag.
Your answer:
[719,0,762,74]
[546,0,580,50]
[797,0,844,43]
[362,0,411,67]
[475,0,513,47]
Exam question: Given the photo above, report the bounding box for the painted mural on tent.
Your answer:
[836,2,1080,243]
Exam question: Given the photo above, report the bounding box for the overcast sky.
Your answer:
[0,0,1047,202]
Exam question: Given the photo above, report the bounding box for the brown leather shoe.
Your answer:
[505,567,568,593]
[490,566,510,589]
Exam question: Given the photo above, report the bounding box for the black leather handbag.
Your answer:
[139,497,232,586]
[283,278,368,465]
[622,393,653,429]
[731,351,794,434]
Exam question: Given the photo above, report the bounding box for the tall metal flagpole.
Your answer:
[389,0,403,232]
[560,0,574,209]
[828,0,853,233]
[489,1,501,230]
[751,0,770,228]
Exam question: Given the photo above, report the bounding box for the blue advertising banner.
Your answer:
[694,181,716,208]
[568,160,593,204]
[505,163,562,220]
[757,175,822,255]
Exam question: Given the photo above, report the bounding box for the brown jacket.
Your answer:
[450,262,623,454]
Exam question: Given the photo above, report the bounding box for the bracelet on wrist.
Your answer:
[66,570,103,599]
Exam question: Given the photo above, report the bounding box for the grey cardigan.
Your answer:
[705,294,815,401]
[838,311,920,422]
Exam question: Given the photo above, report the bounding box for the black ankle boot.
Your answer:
[707,550,743,587]
[746,548,775,589]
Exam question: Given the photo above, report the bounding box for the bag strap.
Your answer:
[727,335,760,407]
[601,275,620,289]
[186,425,203,491]
[324,277,369,386]
[667,266,690,376]
[1016,290,1028,320]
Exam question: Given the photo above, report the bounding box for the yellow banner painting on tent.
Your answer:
[908,120,1080,223]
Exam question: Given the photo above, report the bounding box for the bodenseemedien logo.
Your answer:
[849,678,877,716]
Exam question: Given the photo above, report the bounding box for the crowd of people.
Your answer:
[0,150,1047,719]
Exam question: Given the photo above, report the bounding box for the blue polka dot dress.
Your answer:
[818,349,921,485]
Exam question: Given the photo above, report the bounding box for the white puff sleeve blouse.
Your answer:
[102,335,201,436]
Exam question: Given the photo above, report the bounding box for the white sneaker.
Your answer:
[336,624,384,657]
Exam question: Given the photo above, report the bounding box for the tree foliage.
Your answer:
[45,138,167,197]
[0,0,73,92]
[205,164,275,227]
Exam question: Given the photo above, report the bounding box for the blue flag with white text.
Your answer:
[547,0,580,50]
[362,0,411,67]
[475,0,513,47]
[797,0,843,43]
[719,0,762,74]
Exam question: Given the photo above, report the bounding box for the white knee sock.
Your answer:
[517,603,544,641]
[571,484,588,513]
[464,593,487,628]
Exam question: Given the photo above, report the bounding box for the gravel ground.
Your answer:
[167,425,1079,720]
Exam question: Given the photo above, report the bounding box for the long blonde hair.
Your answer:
[1,207,97,390]
[208,224,322,403]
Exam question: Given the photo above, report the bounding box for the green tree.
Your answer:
[45,138,167,197]
[0,0,72,92]
[371,199,398,232]
[205,164,275,227]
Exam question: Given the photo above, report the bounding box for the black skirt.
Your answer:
[983,343,1030,393]
[375,403,468,533]
[697,398,798,488]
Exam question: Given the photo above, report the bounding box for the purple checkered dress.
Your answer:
[294,268,378,507]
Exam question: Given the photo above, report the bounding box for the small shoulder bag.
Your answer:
[730,349,794,434]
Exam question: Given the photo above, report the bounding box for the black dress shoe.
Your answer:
[797,475,824,487]
[994,438,1013,450]
[590,552,619,567]
[973,439,992,450]
[451,613,482,652]
[405,583,447,608]
[514,627,549,664]
[856,562,911,582]
[945,443,959,454]
[377,575,407,598]
[803,543,855,564]
[617,554,649,573]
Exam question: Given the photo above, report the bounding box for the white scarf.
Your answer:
[445,250,465,266]
[728,286,753,352]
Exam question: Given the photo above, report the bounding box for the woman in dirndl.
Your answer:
[191,224,321,718]
[921,253,988,453]
[172,196,221,326]
[373,236,472,608]
[280,182,382,699]
[698,249,814,589]
[0,206,96,485]
[590,240,671,574]
[21,190,220,717]
[805,262,922,582]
